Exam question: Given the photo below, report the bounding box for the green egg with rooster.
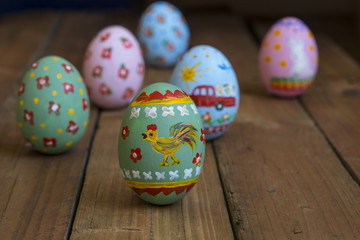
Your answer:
[118,82,205,205]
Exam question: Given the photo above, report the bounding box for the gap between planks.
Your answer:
[65,109,101,240]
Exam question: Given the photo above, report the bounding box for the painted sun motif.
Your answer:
[177,62,204,92]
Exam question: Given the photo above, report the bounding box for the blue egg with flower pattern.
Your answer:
[138,1,190,67]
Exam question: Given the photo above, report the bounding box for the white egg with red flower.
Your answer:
[83,25,144,109]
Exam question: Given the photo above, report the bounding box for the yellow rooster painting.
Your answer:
[142,123,198,167]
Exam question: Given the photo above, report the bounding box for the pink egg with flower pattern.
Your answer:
[259,17,318,97]
[83,25,144,109]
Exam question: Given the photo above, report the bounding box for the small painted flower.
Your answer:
[18,83,25,96]
[200,129,205,143]
[130,148,142,163]
[99,83,112,95]
[62,64,73,73]
[145,27,153,37]
[101,48,112,59]
[222,113,230,122]
[24,110,34,125]
[156,56,165,64]
[192,153,202,166]
[121,126,130,140]
[48,101,61,116]
[63,82,74,94]
[43,137,57,147]
[36,76,50,90]
[82,98,88,111]
[118,64,129,79]
[100,32,110,42]
[122,87,134,100]
[66,121,79,134]
[92,65,103,78]
[137,62,144,75]
[174,28,182,37]
[157,14,165,23]
[164,41,174,51]
[32,62,39,69]
[121,37,132,49]
[201,112,212,124]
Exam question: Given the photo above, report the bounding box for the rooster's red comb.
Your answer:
[147,124,157,131]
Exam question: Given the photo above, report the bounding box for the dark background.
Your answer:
[0,0,359,61]
[0,0,357,16]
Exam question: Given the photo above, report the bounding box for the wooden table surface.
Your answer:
[0,9,359,240]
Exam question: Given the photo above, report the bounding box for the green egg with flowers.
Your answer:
[16,56,90,154]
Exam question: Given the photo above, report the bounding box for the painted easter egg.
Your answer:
[118,83,205,205]
[259,17,318,97]
[16,56,90,154]
[138,1,190,67]
[83,25,144,109]
[170,45,240,140]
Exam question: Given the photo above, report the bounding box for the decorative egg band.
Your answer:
[129,103,198,120]
[132,183,196,197]
[126,176,199,189]
[130,89,192,107]
[270,77,313,84]
[204,123,231,134]
[270,81,312,90]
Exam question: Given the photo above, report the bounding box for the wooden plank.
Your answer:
[0,11,61,240]
[302,77,360,183]
[252,20,360,183]
[71,12,234,240]
[189,14,360,239]
[71,112,234,240]
[0,11,59,103]
[0,11,108,239]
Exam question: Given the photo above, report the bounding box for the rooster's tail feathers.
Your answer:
[170,122,198,150]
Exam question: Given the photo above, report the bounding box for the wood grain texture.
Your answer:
[302,76,360,183]
[71,111,234,240]
[301,38,360,183]
[0,11,59,103]
[0,11,60,240]
[71,12,234,239]
[190,14,360,239]
[0,11,101,239]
